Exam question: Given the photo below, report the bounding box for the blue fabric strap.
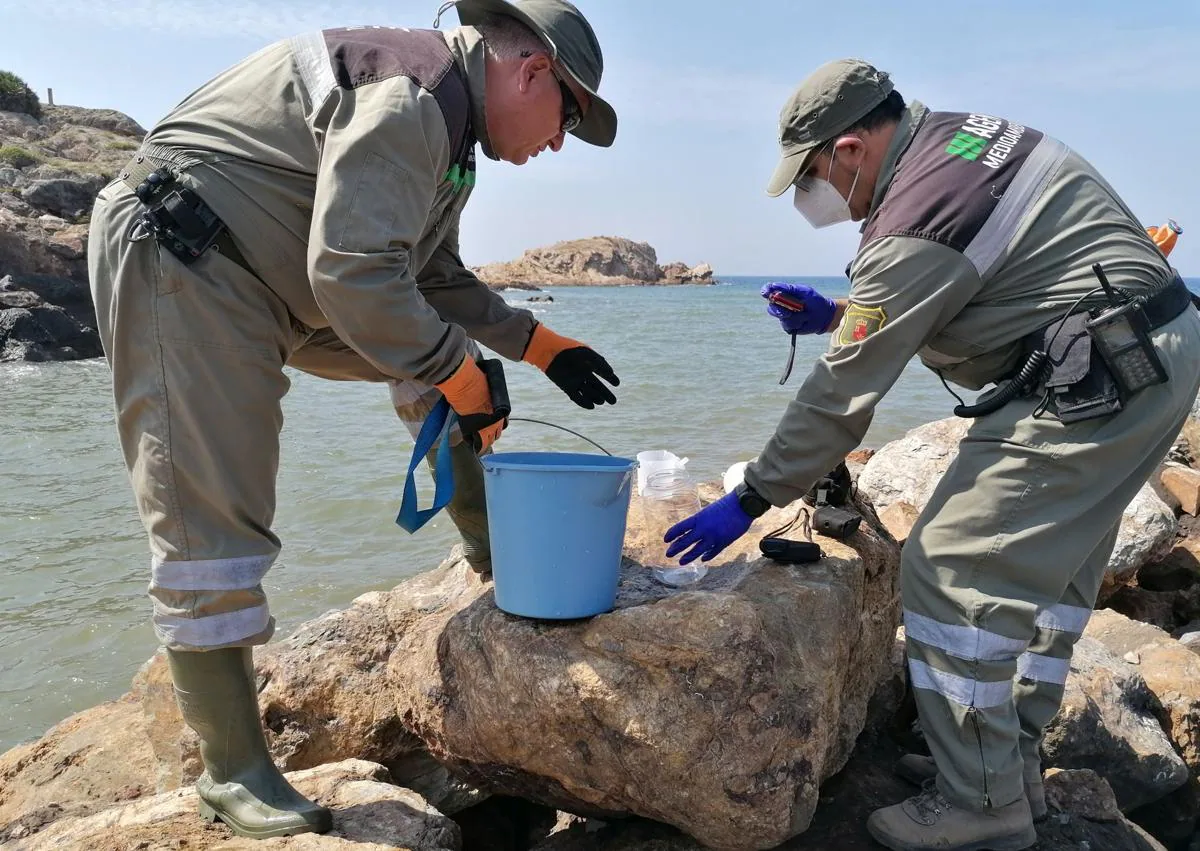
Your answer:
[396,397,457,533]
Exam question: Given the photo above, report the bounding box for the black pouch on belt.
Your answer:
[1034,313,1123,424]
[121,156,256,277]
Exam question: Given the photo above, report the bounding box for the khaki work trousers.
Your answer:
[87,180,487,651]
[903,306,1200,811]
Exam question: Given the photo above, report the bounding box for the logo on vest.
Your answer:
[838,303,888,346]
[945,114,1027,169]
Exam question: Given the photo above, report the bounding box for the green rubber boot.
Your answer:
[428,440,493,576]
[167,647,333,838]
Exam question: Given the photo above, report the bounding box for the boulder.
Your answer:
[41,105,146,138]
[658,261,714,284]
[1085,608,1200,773]
[1182,396,1200,463]
[20,175,106,219]
[1161,463,1200,516]
[1043,767,1122,822]
[1040,637,1189,811]
[4,760,462,851]
[0,695,158,829]
[857,416,1178,598]
[0,486,902,851]
[0,102,141,361]
[877,500,920,545]
[528,758,1170,851]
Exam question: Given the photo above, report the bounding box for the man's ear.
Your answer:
[833,135,868,170]
[518,52,552,94]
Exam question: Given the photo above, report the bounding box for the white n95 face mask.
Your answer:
[792,147,861,229]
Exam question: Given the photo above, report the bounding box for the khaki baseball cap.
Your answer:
[765,58,893,197]
[443,0,617,147]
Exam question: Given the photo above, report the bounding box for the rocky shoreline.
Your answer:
[5,402,1200,850]
[0,103,141,362]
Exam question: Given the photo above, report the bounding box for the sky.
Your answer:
[1,0,1197,277]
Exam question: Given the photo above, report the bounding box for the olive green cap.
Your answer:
[440,0,617,147]
[766,58,893,197]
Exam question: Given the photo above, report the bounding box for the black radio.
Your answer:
[1086,263,1168,402]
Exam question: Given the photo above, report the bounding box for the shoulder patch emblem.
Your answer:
[838,304,888,346]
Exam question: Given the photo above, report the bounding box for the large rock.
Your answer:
[41,105,146,139]
[1085,608,1200,773]
[658,261,714,284]
[1041,637,1189,811]
[0,695,158,830]
[858,417,1178,598]
[0,103,140,361]
[4,760,461,850]
[1181,394,1200,464]
[0,489,901,851]
[472,236,717,288]
[528,757,1169,851]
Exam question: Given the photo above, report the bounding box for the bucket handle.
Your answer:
[507,417,613,455]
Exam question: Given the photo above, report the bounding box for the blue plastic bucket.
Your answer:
[480,451,636,619]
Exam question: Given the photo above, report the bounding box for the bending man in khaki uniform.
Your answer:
[664,59,1200,850]
[87,0,619,838]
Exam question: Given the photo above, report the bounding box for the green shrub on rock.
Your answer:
[0,145,40,168]
[0,70,41,119]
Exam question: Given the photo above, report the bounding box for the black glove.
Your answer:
[545,347,620,409]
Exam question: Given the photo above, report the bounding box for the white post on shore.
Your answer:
[46,88,54,106]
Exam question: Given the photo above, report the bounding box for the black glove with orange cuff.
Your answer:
[522,323,619,409]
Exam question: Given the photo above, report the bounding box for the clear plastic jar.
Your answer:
[642,467,708,586]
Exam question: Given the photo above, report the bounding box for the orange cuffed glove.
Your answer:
[435,355,504,452]
[522,323,619,410]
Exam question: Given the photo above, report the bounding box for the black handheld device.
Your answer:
[458,359,512,452]
[759,537,823,564]
[813,505,862,538]
[1085,263,1168,401]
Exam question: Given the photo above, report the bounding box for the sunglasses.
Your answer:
[551,68,582,134]
[522,51,582,134]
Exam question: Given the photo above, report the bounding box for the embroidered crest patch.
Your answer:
[838,304,888,346]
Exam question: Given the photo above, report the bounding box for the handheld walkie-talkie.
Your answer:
[457,359,512,452]
[1085,264,1167,402]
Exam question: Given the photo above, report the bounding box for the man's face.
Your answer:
[486,52,591,165]
[800,136,872,221]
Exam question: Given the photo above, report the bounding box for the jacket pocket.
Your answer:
[337,153,409,254]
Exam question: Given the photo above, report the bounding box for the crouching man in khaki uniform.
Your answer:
[87,0,620,838]
[662,59,1200,850]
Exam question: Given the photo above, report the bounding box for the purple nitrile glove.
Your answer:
[663,490,754,566]
[760,282,837,335]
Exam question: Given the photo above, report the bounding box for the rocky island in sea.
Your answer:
[471,235,716,289]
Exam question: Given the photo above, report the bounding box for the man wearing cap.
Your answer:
[87,0,618,838]
[664,59,1200,850]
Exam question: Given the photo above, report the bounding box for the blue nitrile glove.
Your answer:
[761,282,837,335]
[663,491,753,566]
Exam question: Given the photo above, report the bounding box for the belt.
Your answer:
[1141,274,1199,330]
[119,150,258,279]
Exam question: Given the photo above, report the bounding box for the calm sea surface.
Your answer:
[1,275,1195,750]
